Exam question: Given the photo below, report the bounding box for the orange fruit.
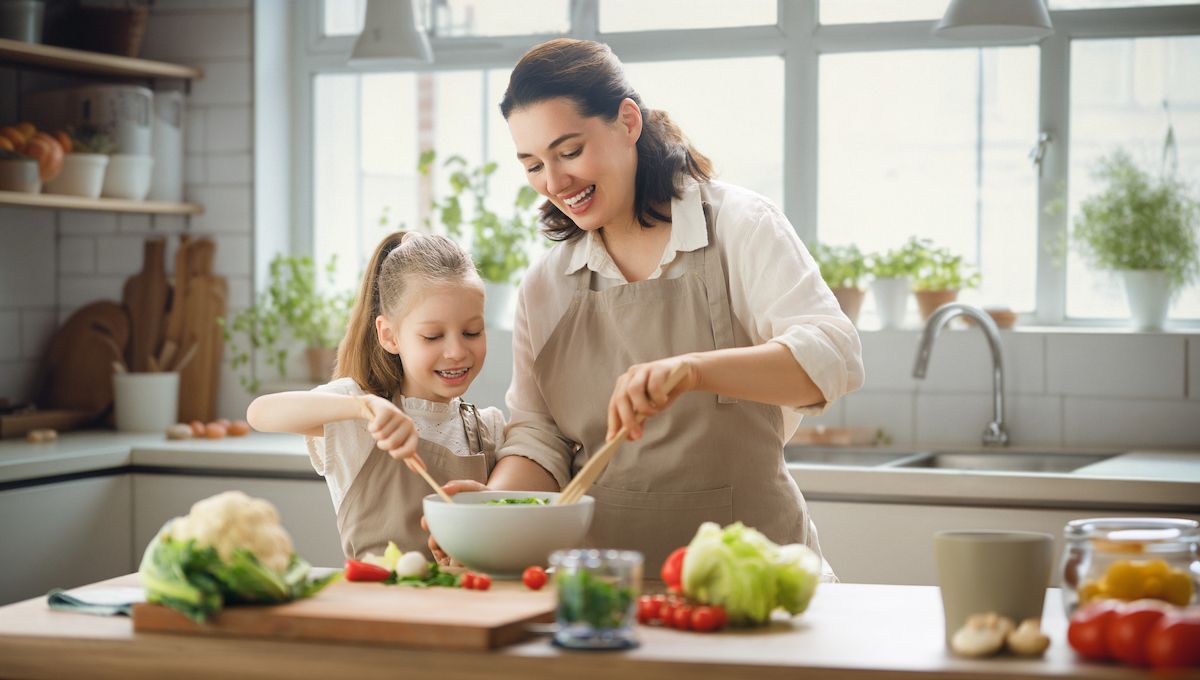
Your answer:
[15,121,35,140]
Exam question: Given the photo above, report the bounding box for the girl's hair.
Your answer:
[500,38,713,242]
[335,231,481,398]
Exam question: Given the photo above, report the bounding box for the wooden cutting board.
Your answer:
[131,580,556,650]
[122,238,169,372]
[176,239,226,422]
[34,302,129,415]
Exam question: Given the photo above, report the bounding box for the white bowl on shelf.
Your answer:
[0,157,40,193]
[101,154,154,200]
[45,153,109,198]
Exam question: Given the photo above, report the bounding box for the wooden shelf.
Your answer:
[0,38,202,80]
[0,190,203,216]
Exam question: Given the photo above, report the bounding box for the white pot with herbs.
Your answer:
[868,238,925,329]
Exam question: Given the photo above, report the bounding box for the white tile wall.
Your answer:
[190,62,252,106]
[1064,397,1200,449]
[1189,338,1199,401]
[0,312,19,362]
[915,329,1045,395]
[843,391,915,445]
[57,237,95,274]
[1047,334,1186,399]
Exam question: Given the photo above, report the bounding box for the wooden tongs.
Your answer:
[556,363,688,505]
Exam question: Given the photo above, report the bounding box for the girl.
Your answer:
[247,231,504,560]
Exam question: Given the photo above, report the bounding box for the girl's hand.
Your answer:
[358,395,419,461]
[606,355,699,442]
[421,480,488,565]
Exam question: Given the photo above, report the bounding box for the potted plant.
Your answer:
[1072,150,1199,330]
[222,254,354,393]
[868,237,925,329]
[912,241,981,321]
[419,151,540,328]
[812,243,868,325]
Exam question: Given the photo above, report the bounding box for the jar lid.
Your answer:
[1065,517,1199,547]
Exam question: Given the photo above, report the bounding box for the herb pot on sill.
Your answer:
[915,289,959,322]
[870,277,911,329]
[830,287,865,326]
[1121,270,1171,331]
[305,346,337,383]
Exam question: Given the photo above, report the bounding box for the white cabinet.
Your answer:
[809,500,1200,586]
[0,475,132,606]
[131,474,343,568]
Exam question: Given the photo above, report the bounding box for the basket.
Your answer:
[74,5,149,57]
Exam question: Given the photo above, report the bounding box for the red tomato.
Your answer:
[673,605,694,631]
[1108,602,1168,667]
[461,572,477,589]
[1147,612,1200,669]
[1068,600,1122,660]
[661,547,687,589]
[522,566,547,591]
[691,606,720,632]
[711,605,727,630]
[474,574,492,591]
[636,595,661,624]
[344,559,390,582]
[660,602,677,626]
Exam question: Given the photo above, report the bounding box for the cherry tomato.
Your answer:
[1068,600,1122,660]
[344,559,391,582]
[1147,612,1200,669]
[691,606,720,632]
[660,602,677,626]
[673,605,694,631]
[474,573,492,591]
[1108,601,1168,667]
[636,596,656,624]
[661,547,687,589]
[462,572,477,590]
[522,566,547,591]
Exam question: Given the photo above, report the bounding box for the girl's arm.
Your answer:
[247,391,369,437]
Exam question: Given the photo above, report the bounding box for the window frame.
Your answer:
[292,0,1200,327]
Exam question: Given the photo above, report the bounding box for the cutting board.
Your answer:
[175,239,226,422]
[131,580,556,650]
[34,302,129,415]
[122,238,169,372]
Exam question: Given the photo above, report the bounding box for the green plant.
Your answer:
[419,150,540,285]
[1072,149,1200,289]
[911,241,981,292]
[812,243,868,289]
[869,236,926,279]
[222,254,354,393]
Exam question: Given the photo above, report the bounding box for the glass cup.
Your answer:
[548,549,642,650]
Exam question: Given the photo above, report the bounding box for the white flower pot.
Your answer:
[871,277,911,329]
[1121,269,1171,331]
[44,153,109,198]
[484,281,517,330]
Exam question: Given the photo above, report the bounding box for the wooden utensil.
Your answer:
[0,409,95,439]
[405,455,455,504]
[177,238,226,422]
[158,235,191,369]
[556,363,689,505]
[122,237,169,372]
[34,302,129,416]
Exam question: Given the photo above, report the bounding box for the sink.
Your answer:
[784,446,919,467]
[891,451,1115,473]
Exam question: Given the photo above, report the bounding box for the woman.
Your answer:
[442,38,863,577]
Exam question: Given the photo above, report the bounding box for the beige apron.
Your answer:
[533,187,826,575]
[337,402,494,560]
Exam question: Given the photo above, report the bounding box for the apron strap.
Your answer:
[699,199,739,404]
[458,401,491,455]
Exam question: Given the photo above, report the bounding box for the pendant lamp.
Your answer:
[935,0,1054,43]
[349,0,433,65]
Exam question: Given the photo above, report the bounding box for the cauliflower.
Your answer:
[168,490,294,573]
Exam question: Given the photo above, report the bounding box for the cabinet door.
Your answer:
[807,501,1200,586]
[131,474,344,568]
[0,475,133,606]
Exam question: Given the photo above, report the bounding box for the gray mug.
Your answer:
[933,530,1054,646]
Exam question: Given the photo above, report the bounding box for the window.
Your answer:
[600,0,776,32]
[820,0,946,25]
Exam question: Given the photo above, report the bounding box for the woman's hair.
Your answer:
[335,231,481,398]
[500,38,713,241]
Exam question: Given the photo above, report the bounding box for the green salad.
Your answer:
[556,569,636,630]
[485,497,549,505]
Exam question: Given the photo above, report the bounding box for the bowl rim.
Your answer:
[422,490,594,508]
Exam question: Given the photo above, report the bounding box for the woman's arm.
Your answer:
[488,454,560,491]
[247,391,368,437]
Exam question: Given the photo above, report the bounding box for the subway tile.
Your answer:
[915,329,1044,395]
[226,276,252,309]
[59,211,117,235]
[96,236,149,275]
[1064,397,1200,449]
[0,218,55,308]
[20,308,57,360]
[1047,334,1186,399]
[152,0,251,11]
[58,276,125,309]
[1189,337,1200,401]
[189,61,252,106]
[842,391,914,445]
[154,216,188,233]
[185,154,206,184]
[118,214,152,233]
[141,12,250,61]
[57,237,95,274]
[915,393,1062,447]
[204,106,252,153]
[858,330,919,391]
[0,312,18,361]
[186,108,205,153]
[187,186,252,233]
[212,235,252,276]
[0,359,37,403]
[205,153,252,184]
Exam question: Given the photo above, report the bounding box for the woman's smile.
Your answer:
[562,185,595,213]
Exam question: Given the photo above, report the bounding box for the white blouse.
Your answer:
[304,377,506,512]
[497,180,865,487]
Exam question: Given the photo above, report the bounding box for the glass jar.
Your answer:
[1060,517,1200,615]
[549,549,642,650]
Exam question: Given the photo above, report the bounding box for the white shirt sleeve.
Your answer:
[719,201,865,415]
[303,377,378,511]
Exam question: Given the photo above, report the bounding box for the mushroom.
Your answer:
[1006,618,1051,657]
[950,612,1014,657]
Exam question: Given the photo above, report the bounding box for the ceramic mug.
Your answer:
[933,530,1054,646]
[113,371,179,432]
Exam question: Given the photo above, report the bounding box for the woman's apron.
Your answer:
[337,402,494,560]
[532,193,826,576]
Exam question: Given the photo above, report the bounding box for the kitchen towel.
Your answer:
[46,587,145,617]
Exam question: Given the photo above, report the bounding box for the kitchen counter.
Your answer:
[0,574,1157,680]
[2,432,1198,512]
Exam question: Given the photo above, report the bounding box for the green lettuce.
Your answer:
[680,522,821,627]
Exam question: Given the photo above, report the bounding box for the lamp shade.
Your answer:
[934,0,1053,42]
[350,0,433,65]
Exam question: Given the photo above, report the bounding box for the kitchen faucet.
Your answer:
[912,303,1009,447]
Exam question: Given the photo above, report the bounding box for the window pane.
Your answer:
[1067,36,1200,320]
[433,0,569,37]
[323,0,366,37]
[819,48,1040,317]
[820,0,947,24]
[1050,0,1199,9]
[600,0,776,32]
[621,57,784,207]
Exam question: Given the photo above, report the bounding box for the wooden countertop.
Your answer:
[0,575,1160,680]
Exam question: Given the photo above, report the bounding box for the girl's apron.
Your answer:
[532,188,826,575]
[337,402,494,560]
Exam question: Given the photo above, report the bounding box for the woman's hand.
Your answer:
[358,395,419,462]
[421,479,489,565]
[606,355,699,442]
